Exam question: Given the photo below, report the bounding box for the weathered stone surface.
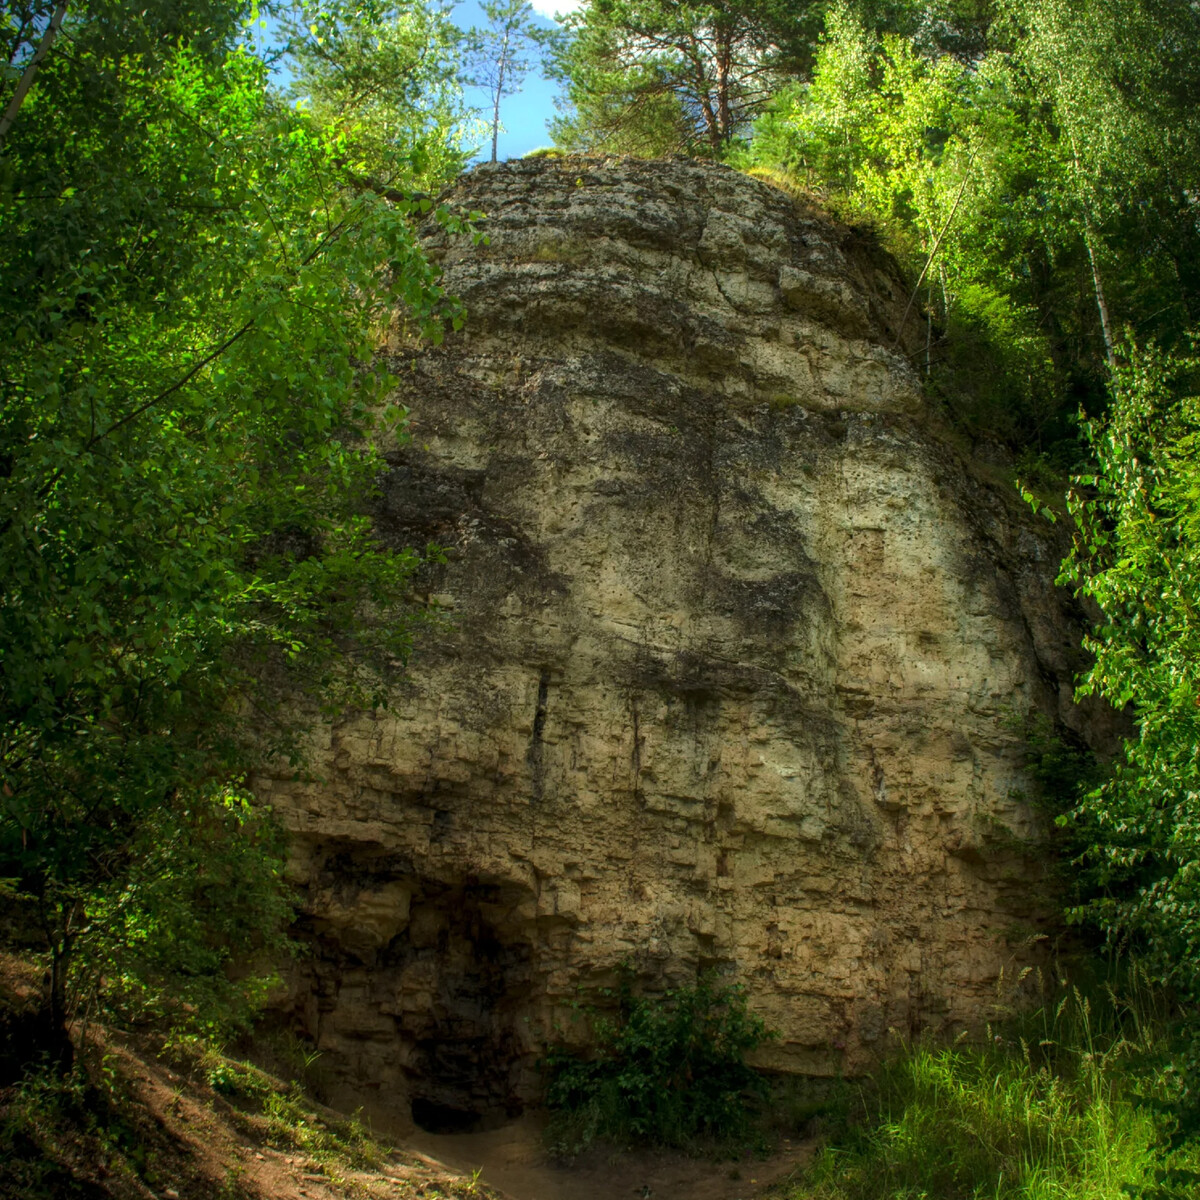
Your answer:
[260,157,1110,1129]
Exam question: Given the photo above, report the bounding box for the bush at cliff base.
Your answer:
[542,972,775,1154]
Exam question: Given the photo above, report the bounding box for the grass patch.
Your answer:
[165,1034,387,1172]
[0,1031,392,1199]
[0,1063,147,1200]
[741,165,824,211]
[795,969,1200,1200]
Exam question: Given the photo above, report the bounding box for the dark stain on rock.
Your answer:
[526,668,550,803]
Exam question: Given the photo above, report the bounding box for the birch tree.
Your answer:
[468,0,542,163]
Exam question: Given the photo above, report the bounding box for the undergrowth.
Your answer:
[166,1034,388,1172]
[0,1062,150,1200]
[797,966,1200,1200]
[542,969,776,1156]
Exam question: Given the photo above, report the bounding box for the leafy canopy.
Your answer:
[738,0,1200,455]
[548,0,821,156]
[0,0,474,1039]
[280,0,475,187]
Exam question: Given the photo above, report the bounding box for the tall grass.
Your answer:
[798,967,1199,1200]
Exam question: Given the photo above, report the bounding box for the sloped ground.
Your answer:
[0,955,503,1200]
[0,952,818,1200]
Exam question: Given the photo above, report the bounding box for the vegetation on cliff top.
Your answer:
[557,0,1200,462]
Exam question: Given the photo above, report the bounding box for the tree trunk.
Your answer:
[491,29,509,164]
[1060,100,1116,368]
[893,168,972,349]
[0,0,68,148]
[1084,222,1116,367]
[926,272,933,377]
[34,896,76,1072]
[716,30,732,145]
[47,947,74,1068]
[687,37,719,153]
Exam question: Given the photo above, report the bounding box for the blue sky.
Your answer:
[454,0,580,160]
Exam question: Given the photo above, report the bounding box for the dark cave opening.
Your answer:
[395,878,534,1132]
[292,850,540,1128]
[409,1096,484,1135]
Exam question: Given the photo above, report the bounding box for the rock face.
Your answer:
[260,157,1104,1130]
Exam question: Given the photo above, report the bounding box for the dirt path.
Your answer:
[409,1115,814,1200]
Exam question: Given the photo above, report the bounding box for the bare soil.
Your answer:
[0,952,499,1200]
[411,1115,815,1200]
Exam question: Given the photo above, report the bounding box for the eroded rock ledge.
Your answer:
[260,157,1107,1131]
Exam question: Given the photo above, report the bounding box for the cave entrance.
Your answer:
[410,1096,482,1135]
[396,878,534,1134]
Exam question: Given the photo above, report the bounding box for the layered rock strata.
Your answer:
[259,157,1103,1129]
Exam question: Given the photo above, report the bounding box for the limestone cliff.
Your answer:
[259,157,1106,1131]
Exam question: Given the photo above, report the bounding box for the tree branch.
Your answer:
[83,214,355,452]
[0,0,68,150]
[892,164,973,350]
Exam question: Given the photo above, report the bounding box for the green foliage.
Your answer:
[548,0,821,156]
[542,970,776,1154]
[739,2,1068,447]
[1057,341,1200,1017]
[74,792,293,1035]
[797,971,1199,1200]
[739,0,1200,454]
[0,1060,144,1200]
[0,0,474,1042]
[280,0,475,186]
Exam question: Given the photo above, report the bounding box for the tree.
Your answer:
[1057,341,1200,1007]
[280,0,472,187]
[742,3,1070,442]
[549,0,819,156]
[740,0,1200,455]
[467,0,543,163]
[0,0,68,146]
[1011,0,1200,366]
[0,0,472,1052]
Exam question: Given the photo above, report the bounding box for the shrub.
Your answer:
[542,970,775,1155]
